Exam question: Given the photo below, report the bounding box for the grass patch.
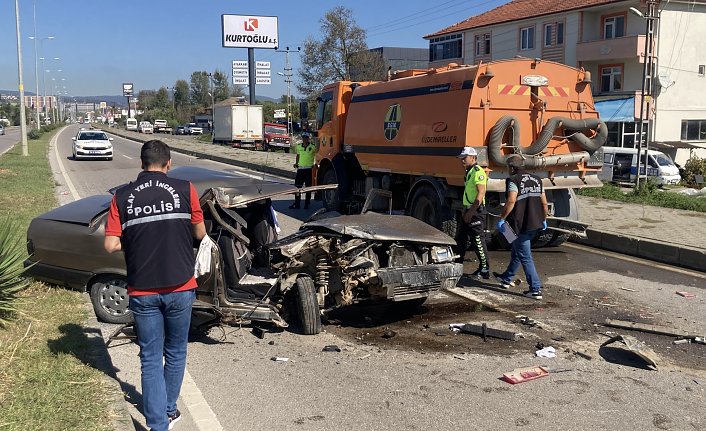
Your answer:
[577,183,706,212]
[197,133,212,142]
[0,132,115,430]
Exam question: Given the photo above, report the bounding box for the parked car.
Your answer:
[263,122,291,152]
[185,123,203,135]
[71,129,113,161]
[126,118,138,131]
[0,124,4,135]
[24,166,462,332]
[139,121,154,134]
[173,125,187,135]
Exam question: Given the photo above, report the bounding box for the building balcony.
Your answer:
[577,35,649,63]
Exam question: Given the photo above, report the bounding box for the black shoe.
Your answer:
[523,289,543,300]
[168,409,182,430]
[469,269,490,280]
[289,204,300,209]
[493,272,520,289]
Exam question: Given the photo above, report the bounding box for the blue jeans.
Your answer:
[499,230,542,292]
[129,289,195,431]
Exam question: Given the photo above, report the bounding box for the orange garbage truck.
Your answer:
[312,58,606,247]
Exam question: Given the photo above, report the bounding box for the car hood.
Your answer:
[36,195,112,226]
[302,213,456,245]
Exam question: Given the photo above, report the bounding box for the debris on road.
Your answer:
[382,329,397,339]
[676,291,697,299]
[573,350,593,360]
[270,357,289,362]
[358,354,371,360]
[453,354,469,361]
[601,334,660,369]
[604,318,699,338]
[514,315,541,327]
[322,345,342,352]
[502,366,550,384]
[619,287,637,292]
[536,346,557,358]
[251,327,266,339]
[451,323,521,341]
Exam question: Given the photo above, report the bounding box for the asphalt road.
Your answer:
[46,125,706,431]
[0,126,21,156]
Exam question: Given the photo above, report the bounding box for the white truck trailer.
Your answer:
[212,104,264,149]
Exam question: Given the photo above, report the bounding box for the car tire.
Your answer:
[295,276,321,335]
[284,147,290,154]
[89,276,133,324]
[408,185,456,238]
[320,167,340,212]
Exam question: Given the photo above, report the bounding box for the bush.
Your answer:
[682,156,706,187]
[27,129,42,140]
[0,218,29,326]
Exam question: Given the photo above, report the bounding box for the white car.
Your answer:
[72,129,113,161]
[139,121,154,134]
[0,124,5,135]
[185,123,203,135]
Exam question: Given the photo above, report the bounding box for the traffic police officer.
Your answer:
[290,132,316,209]
[455,146,491,279]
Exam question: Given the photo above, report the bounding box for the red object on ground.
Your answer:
[676,291,696,299]
[502,366,550,384]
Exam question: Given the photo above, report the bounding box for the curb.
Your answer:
[81,296,137,431]
[570,228,706,273]
[102,126,705,273]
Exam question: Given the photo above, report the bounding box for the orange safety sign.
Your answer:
[497,85,569,97]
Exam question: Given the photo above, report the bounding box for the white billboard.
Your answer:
[256,77,271,85]
[256,69,271,77]
[232,60,248,68]
[233,77,248,85]
[256,61,271,69]
[222,15,278,49]
[233,69,249,77]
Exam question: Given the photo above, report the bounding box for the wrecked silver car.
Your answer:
[25,166,463,334]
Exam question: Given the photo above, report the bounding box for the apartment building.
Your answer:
[425,0,706,164]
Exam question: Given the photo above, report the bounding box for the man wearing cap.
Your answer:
[456,146,491,279]
[494,154,549,300]
[290,132,316,209]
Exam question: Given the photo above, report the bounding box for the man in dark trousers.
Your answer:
[290,132,316,209]
[494,154,549,300]
[104,140,206,431]
[455,146,491,279]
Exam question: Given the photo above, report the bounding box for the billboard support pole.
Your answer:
[248,48,255,104]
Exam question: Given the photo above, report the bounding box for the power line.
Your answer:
[365,0,471,31]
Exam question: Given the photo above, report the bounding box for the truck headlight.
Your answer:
[431,246,454,263]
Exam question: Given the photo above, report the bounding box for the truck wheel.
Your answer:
[320,167,340,211]
[295,276,321,335]
[408,185,456,237]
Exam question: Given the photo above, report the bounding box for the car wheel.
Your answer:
[295,276,321,335]
[89,276,133,324]
[320,167,340,211]
[408,185,456,237]
[284,147,290,154]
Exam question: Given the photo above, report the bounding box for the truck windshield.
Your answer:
[265,125,286,134]
[316,91,334,129]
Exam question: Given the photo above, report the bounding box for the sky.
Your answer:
[0,0,506,100]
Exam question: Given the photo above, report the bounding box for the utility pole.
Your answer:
[276,46,300,137]
[633,0,658,189]
[14,0,28,156]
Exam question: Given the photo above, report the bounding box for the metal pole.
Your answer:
[32,1,40,129]
[41,57,46,122]
[635,8,651,189]
[248,48,255,104]
[643,1,657,182]
[14,0,29,156]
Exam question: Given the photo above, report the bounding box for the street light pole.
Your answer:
[276,46,300,137]
[14,0,29,156]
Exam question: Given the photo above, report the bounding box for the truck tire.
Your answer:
[295,276,321,335]
[408,185,456,237]
[320,167,340,211]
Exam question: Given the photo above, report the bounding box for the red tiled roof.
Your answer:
[425,0,626,38]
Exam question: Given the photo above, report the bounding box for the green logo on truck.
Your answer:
[384,103,402,140]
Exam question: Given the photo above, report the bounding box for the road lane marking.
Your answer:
[122,154,132,159]
[564,243,706,280]
[180,370,224,431]
[52,128,81,201]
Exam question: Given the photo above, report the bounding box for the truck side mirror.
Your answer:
[299,101,309,121]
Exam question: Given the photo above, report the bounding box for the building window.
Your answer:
[603,15,626,39]
[475,33,491,56]
[699,65,705,77]
[544,24,553,47]
[429,34,463,62]
[520,26,535,50]
[681,120,706,141]
[557,22,564,45]
[600,65,623,92]
[543,22,564,47]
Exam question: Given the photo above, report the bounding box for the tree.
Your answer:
[212,70,230,104]
[154,87,170,110]
[297,6,386,98]
[190,71,210,108]
[231,85,246,99]
[137,90,156,111]
[173,79,190,110]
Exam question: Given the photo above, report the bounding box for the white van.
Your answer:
[126,118,138,131]
[599,147,681,186]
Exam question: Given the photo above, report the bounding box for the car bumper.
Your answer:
[75,148,112,158]
[377,262,463,301]
[23,259,93,291]
[656,175,681,185]
[268,142,291,149]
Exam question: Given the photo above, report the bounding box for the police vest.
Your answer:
[114,171,195,289]
[506,171,545,234]
[297,143,316,168]
[463,165,487,207]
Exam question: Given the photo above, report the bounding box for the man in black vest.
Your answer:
[104,140,206,431]
[493,155,549,300]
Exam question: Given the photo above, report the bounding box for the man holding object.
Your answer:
[494,154,549,300]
